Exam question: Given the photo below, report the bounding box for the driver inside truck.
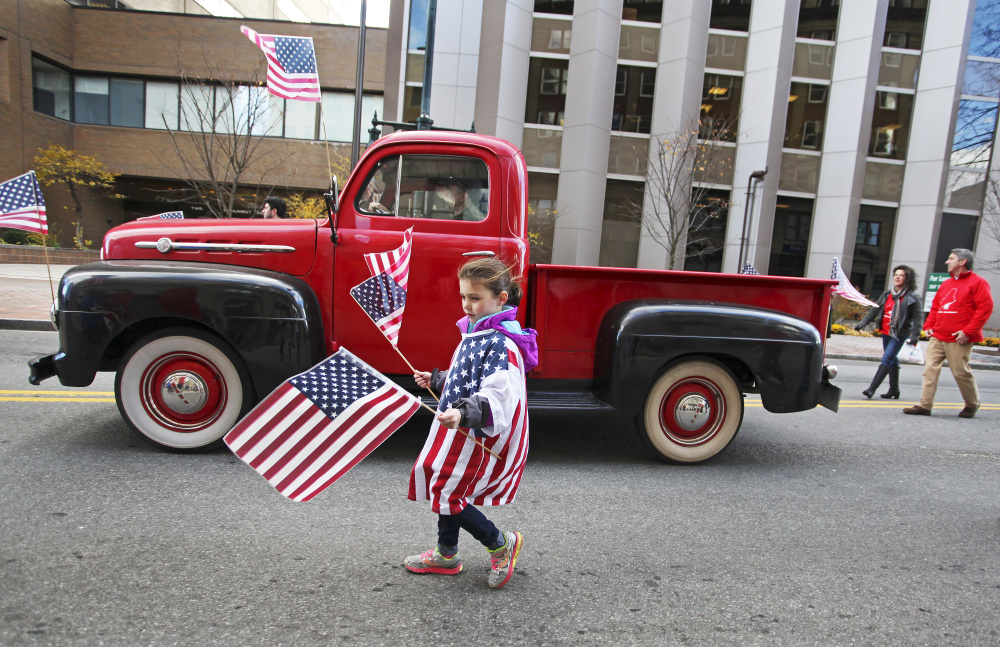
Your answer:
[435,177,485,221]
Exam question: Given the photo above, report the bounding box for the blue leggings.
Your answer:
[880,335,905,368]
[438,505,500,549]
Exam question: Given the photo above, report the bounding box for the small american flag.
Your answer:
[831,258,879,308]
[224,348,421,502]
[0,171,47,235]
[365,227,413,289]
[138,211,184,220]
[351,272,407,347]
[241,25,321,102]
[740,262,760,275]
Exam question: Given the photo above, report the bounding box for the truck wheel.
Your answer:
[115,329,253,451]
[636,360,744,463]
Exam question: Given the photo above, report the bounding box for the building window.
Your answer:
[283,99,317,140]
[851,206,897,296]
[622,1,663,22]
[797,0,839,40]
[700,73,742,141]
[32,57,71,121]
[709,0,752,32]
[525,58,569,125]
[612,66,654,134]
[534,0,574,15]
[933,213,979,272]
[74,76,110,125]
[110,79,145,128]
[685,188,730,273]
[599,179,643,268]
[527,172,559,264]
[541,66,569,95]
[145,81,179,130]
[883,0,927,51]
[768,197,814,277]
[969,0,1000,59]
[784,82,829,150]
[408,0,429,50]
[869,91,914,159]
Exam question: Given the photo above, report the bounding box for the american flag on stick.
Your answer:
[241,25,321,102]
[740,262,760,275]
[138,211,184,220]
[351,272,407,348]
[831,258,879,308]
[224,348,421,502]
[0,171,48,235]
[365,227,413,289]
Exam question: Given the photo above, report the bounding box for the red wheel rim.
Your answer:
[657,377,726,447]
[139,352,228,433]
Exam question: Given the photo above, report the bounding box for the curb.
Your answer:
[0,319,57,332]
[825,353,1000,372]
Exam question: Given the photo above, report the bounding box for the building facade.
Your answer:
[382,0,1000,325]
[2,0,385,246]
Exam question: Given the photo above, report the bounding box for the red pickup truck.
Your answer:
[30,130,840,463]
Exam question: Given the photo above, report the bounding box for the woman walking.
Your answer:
[855,265,923,399]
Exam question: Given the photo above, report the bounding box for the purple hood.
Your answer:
[456,306,539,373]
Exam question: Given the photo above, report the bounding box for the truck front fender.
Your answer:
[50,261,327,397]
[593,299,828,415]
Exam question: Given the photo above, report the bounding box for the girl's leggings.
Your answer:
[438,505,500,549]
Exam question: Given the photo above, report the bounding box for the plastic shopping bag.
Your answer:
[898,342,925,365]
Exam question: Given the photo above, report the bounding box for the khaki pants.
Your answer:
[919,337,980,409]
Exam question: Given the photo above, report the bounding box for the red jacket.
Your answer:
[923,271,994,343]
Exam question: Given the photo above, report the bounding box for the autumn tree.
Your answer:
[34,146,119,249]
[625,120,735,270]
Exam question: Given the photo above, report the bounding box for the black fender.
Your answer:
[49,260,327,398]
[592,299,826,415]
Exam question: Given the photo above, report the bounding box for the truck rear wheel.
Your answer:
[115,328,253,452]
[636,359,744,463]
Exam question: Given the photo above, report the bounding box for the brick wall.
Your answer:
[0,244,100,264]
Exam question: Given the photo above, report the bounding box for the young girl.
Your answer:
[406,258,538,589]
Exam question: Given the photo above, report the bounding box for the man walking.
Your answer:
[904,249,994,418]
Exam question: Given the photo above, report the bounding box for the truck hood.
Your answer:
[101,217,320,277]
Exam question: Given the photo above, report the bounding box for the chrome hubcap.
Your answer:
[674,394,711,432]
[159,371,209,414]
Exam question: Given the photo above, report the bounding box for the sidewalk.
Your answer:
[1,263,997,369]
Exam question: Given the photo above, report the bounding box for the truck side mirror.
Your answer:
[324,176,339,218]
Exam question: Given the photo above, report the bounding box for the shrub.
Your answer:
[831,324,847,335]
[831,296,872,325]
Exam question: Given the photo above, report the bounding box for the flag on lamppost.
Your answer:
[224,348,421,502]
[241,25,322,102]
[831,258,879,308]
[0,171,48,235]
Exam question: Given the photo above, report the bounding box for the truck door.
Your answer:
[333,145,503,374]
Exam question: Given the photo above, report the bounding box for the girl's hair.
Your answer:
[458,258,522,304]
[892,264,918,293]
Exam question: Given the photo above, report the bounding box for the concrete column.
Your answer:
[804,0,888,278]
[551,0,623,266]
[635,0,712,270]
[890,1,976,290]
[474,0,533,146]
[428,0,482,130]
[382,0,407,122]
[722,0,800,274]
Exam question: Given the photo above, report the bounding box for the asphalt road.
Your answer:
[2,330,998,646]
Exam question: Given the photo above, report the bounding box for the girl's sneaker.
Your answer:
[403,548,463,575]
[487,531,523,589]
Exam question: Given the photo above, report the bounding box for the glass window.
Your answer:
[321,92,355,142]
[527,173,559,264]
[180,83,213,132]
[963,61,1000,98]
[525,58,569,125]
[700,73,742,141]
[250,90,284,137]
[850,205,897,296]
[969,0,1000,59]
[110,78,144,128]
[684,188,730,273]
[612,66,654,134]
[944,169,988,211]
[403,86,422,123]
[622,1,662,22]
[878,50,920,90]
[868,91,914,160]
[531,17,572,54]
[619,24,659,62]
[862,161,904,202]
[883,0,927,51]
[522,127,563,168]
[32,58,71,121]
[796,0,839,40]
[284,99,317,140]
[768,197,813,277]
[778,152,821,193]
[599,179,643,268]
[406,53,425,83]
[357,155,399,215]
[710,0,752,32]
[792,41,834,80]
[933,213,979,272]
[607,134,648,176]
[145,81,179,130]
[784,82,829,150]
[74,76,109,125]
[706,33,748,71]
[951,99,997,168]
[534,1,574,15]
[408,0,429,50]
[385,155,490,221]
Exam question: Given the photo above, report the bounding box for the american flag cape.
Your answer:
[138,211,183,220]
[409,329,529,515]
[831,257,878,308]
[351,272,407,348]
[241,25,321,102]
[365,227,413,289]
[0,171,48,235]
[224,348,421,502]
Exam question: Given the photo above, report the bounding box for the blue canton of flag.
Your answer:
[0,171,48,235]
[740,262,760,275]
[139,211,183,220]
[351,272,407,347]
[439,332,510,412]
[288,353,383,417]
[275,37,318,75]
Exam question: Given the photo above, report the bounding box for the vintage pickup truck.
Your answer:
[30,130,840,463]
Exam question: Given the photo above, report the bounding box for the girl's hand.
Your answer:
[436,409,462,429]
[414,371,432,388]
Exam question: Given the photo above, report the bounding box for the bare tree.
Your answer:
[625,120,735,270]
[151,62,293,218]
